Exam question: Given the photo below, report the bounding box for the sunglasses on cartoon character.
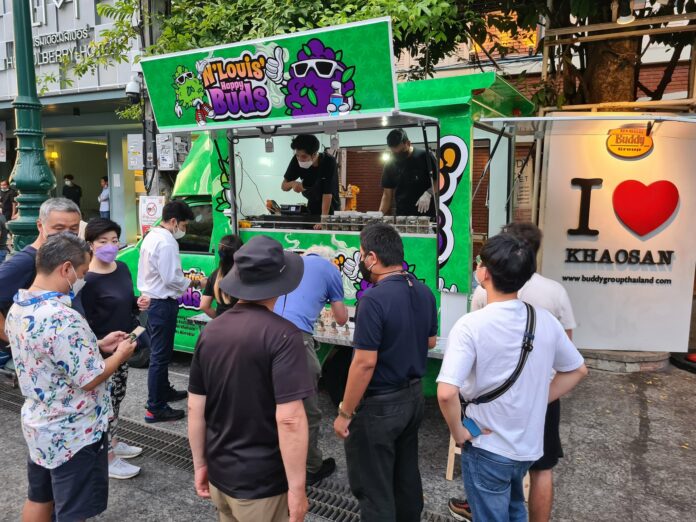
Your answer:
[175,71,194,84]
[291,59,344,78]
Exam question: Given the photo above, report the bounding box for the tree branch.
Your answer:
[636,79,655,98]
[465,30,502,71]
[651,42,686,100]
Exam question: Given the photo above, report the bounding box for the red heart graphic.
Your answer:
[612,180,679,236]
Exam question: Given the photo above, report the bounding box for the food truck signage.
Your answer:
[541,114,696,352]
[606,127,654,159]
[141,18,397,133]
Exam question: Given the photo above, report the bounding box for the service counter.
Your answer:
[186,312,446,359]
[241,212,436,236]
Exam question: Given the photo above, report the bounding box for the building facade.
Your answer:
[0,0,142,241]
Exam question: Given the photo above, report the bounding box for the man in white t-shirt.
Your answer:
[452,222,577,522]
[437,233,587,522]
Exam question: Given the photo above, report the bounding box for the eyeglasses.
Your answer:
[291,59,344,78]
[175,71,194,84]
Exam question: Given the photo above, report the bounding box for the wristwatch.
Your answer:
[337,402,355,420]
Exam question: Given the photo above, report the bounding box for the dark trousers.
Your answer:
[301,332,324,473]
[344,381,425,522]
[147,298,179,411]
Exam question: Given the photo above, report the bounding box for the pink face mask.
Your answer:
[94,243,119,263]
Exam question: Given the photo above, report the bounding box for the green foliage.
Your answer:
[72,0,140,78]
[73,0,476,79]
[490,0,696,105]
[66,0,695,110]
[116,102,143,121]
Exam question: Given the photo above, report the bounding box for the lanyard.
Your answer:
[13,291,64,307]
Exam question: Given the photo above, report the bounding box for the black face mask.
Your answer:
[359,257,374,283]
[395,150,409,160]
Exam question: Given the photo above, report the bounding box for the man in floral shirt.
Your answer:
[5,233,136,522]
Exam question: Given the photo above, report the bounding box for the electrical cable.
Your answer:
[235,153,267,213]
[212,138,247,218]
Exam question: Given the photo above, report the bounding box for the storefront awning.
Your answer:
[229,110,438,139]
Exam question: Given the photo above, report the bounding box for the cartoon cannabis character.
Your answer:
[172,64,215,126]
[266,39,360,117]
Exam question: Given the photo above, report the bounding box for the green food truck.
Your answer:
[120,18,533,394]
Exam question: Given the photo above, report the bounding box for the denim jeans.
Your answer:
[461,442,533,522]
[0,249,6,265]
[146,298,179,412]
[100,211,110,219]
[344,381,425,522]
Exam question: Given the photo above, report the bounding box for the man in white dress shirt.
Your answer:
[138,200,202,423]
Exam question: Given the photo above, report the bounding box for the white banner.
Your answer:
[138,196,165,236]
[541,113,696,352]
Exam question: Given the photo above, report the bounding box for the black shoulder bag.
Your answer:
[461,302,537,418]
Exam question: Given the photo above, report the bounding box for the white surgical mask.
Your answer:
[298,160,313,169]
[65,180,73,186]
[68,266,86,298]
[172,223,185,240]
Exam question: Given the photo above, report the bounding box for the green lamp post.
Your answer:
[6,0,56,250]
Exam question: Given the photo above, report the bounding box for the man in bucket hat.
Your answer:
[187,236,313,522]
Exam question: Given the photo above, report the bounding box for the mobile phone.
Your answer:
[462,417,482,438]
[128,326,146,342]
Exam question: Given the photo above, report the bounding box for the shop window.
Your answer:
[177,204,213,253]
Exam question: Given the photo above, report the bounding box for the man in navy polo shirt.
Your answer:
[333,223,438,521]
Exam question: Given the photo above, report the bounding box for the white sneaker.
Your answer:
[113,441,143,459]
[109,458,141,480]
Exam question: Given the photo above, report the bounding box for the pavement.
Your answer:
[1,353,695,521]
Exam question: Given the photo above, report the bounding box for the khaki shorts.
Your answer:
[209,483,288,522]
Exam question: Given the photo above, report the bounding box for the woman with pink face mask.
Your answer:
[74,218,150,481]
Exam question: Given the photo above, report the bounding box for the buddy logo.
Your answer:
[606,127,653,159]
[177,268,206,310]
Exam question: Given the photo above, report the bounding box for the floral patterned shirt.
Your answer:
[5,290,110,469]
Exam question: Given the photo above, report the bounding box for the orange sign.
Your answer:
[606,128,653,159]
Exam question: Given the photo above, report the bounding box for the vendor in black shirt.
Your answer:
[281,134,340,226]
[379,129,437,218]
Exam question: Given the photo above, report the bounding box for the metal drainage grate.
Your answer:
[117,418,194,472]
[0,383,455,521]
[308,479,359,521]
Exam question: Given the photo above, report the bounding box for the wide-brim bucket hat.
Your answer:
[219,235,304,301]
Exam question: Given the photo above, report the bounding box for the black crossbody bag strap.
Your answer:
[461,303,536,415]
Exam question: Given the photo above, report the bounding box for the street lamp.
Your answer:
[6,0,56,250]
